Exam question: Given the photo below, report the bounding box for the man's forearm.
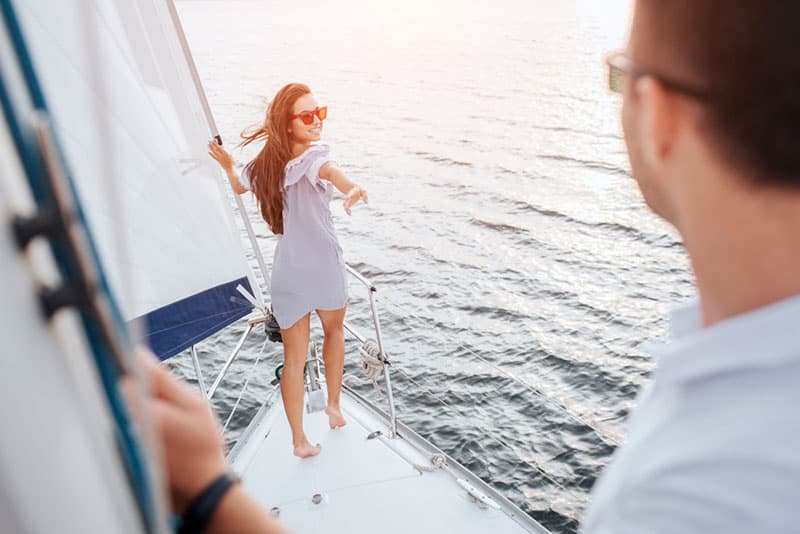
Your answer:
[207,484,284,534]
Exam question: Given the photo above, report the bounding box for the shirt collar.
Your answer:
[654,294,800,384]
[668,300,702,339]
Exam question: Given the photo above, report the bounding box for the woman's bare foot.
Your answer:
[293,440,321,459]
[325,405,347,429]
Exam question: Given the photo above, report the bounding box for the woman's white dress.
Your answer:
[240,144,347,329]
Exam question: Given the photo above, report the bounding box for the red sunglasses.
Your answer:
[291,106,328,125]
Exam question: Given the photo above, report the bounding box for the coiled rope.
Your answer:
[355,338,385,393]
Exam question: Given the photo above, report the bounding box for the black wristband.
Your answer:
[178,472,239,534]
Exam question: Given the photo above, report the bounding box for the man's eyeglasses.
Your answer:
[606,52,708,101]
[291,106,328,125]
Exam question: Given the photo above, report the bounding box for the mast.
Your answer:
[164,0,271,305]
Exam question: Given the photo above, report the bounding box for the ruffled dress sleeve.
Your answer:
[283,144,334,193]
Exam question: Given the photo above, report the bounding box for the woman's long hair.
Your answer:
[240,83,311,235]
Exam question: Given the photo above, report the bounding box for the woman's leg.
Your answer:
[280,313,320,458]
[316,307,348,429]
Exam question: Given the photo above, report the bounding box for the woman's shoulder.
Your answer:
[285,143,331,172]
[283,144,334,189]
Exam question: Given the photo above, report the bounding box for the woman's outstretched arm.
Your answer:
[320,162,368,215]
[208,141,248,195]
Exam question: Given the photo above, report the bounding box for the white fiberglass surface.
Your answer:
[232,391,540,534]
[13,0,251,319]
[272,475,534,534]
[235,393,419,506]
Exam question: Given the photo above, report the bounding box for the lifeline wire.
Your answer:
[374,287,622,446]
[222,336,271,434]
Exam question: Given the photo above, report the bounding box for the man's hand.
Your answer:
[134,349,227,514]
[123,349,285,533]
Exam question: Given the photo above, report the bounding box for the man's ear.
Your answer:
[635,77,678,170]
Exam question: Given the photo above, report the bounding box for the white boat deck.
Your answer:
[229,386,550,533]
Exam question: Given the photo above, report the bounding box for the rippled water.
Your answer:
[169,1,695,532]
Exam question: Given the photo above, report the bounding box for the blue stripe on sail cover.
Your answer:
[140,277,253,361]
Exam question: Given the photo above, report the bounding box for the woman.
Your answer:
[208,83,368,458]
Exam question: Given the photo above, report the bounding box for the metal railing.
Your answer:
[344,265,398,437]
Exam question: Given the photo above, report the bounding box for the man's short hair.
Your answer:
[637,1,800,186]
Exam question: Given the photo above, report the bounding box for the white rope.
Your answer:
[344,338,385,393]
[222,336,269,434]
[358,339,385,393]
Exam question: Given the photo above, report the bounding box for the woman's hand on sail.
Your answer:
[208,141,248,195]
[208,140,235,173]
[344,185,368,215]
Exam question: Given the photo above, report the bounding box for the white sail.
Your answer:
[13,0,256,358]
[0,127,145,534]
[0,20,150,534]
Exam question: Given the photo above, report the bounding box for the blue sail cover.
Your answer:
[14,0,259,360]
[140,278,253,361]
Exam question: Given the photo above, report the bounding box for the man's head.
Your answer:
[619,1,800,226]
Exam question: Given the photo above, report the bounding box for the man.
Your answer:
[582,1,800,532]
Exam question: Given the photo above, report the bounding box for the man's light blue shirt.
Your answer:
[581,295,800,533]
